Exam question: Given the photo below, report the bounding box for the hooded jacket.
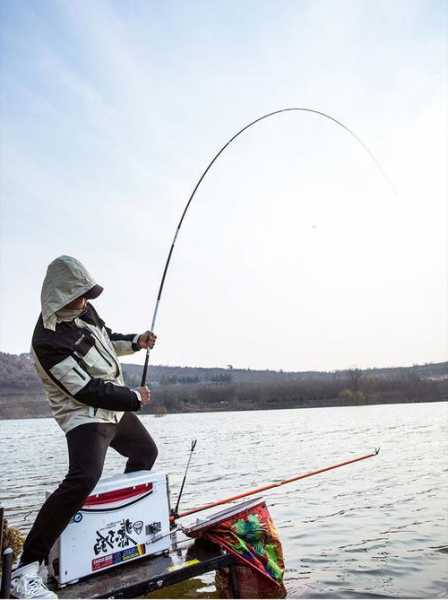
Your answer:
[32,256,141,433]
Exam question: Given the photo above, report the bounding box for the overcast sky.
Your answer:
[0,0,446,372]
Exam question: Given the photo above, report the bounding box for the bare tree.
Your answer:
[345,368,363,392]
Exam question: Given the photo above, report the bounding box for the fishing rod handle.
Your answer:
[140,351,150,387]
[140,302,160,387]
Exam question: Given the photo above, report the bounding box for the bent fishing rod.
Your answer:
[170,448,380,522]
[140,107,395,386]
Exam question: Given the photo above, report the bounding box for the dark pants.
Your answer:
[20,413,158,566]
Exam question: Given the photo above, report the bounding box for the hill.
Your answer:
[0,351,447,419]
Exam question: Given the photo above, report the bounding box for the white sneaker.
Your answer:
[10,561,57,599]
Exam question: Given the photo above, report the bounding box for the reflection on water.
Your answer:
[1,402,447,598]
[146,577,218,599]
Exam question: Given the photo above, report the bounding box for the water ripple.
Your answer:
[1,402,447,598]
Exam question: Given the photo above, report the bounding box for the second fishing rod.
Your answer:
[170,448,380,524]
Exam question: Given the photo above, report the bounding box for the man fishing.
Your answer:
[11,255,157,599]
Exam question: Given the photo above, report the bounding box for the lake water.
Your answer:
[1,402,447,598]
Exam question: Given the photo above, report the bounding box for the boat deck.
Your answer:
[49,538,238,599]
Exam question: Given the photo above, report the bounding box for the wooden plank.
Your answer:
[54,551,175,599]
[98,554,234,599]
[52,540,234,599]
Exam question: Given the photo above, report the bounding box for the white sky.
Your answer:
[0,0,447,372]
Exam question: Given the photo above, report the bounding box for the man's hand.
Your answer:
[137,331,157,350]
[137,386,151,405]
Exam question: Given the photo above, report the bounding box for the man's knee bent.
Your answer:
[125,443,158,472]
[145,444,158,469]
[139,443,158,469]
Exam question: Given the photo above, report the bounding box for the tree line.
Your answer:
[0,352,447,419]
[142,368,448,414]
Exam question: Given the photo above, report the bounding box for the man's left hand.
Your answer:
[138,331,157,349]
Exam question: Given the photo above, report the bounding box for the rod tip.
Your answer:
[374,447,381,455]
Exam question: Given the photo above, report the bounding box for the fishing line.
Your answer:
[140,107,395,386]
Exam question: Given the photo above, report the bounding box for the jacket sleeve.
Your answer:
[76,378,141,411]
[104,326,140,357]
[34,343,140,412]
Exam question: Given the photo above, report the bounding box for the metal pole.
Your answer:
[140,108,395,386]
[173,440,198,517]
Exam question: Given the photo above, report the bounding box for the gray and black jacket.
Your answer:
[32,255,142,434]
[32,302,141,433]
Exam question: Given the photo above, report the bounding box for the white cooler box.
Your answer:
[48,471,171,586]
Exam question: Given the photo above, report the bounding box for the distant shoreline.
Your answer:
[0,393,446,421]
[1,353,447,420]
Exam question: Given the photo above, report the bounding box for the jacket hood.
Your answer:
[41,256,103,330]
